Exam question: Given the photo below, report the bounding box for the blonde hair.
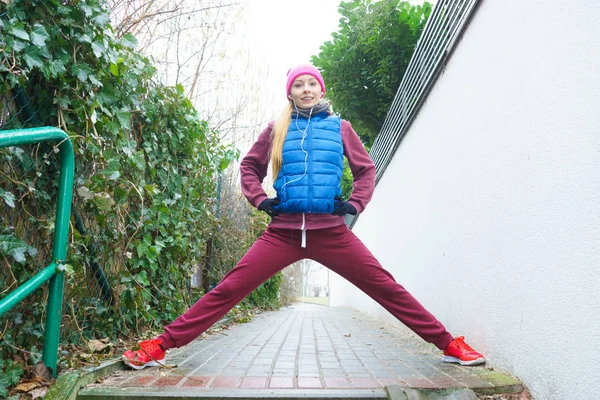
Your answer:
[270,102,293,179]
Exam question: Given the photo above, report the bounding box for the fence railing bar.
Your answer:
[0,263,58,316]
[371,0,455,166]
[373,0,466,167]
[375,1,478,182]
[348,0,482,229]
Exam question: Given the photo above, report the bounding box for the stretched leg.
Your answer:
[158,227,304,349]
[308,224,453,350]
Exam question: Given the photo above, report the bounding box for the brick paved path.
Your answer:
[79,303,521,399]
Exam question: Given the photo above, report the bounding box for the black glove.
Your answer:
[258,198,280,217]
[332,201,357,216]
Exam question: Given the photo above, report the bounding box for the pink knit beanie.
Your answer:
[286,64,326,98]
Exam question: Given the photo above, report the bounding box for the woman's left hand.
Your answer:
[332,201,357,216]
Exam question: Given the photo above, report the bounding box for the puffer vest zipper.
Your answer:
[273,114,344,214]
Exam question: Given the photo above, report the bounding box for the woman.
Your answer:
[122,64,485,369]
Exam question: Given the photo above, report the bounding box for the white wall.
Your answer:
[330,1,600,399]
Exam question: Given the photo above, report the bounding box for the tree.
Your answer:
[312,0,432,147]
[107,0,268,152]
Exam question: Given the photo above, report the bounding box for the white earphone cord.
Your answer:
[280,100,314,191]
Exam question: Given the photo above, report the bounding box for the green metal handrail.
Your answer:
[0,127,74,377]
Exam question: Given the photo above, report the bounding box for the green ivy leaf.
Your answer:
[121,33,137,49]
[91,40,105,58]
[0,188,16,208]
[49,59,67,77]
[72,63,93,83]
[10,38,27,52]
[23,48,44,69]
[77,33,93,44]
[76,186,95,201]
[218,148,239,171]
[102,159,121,180]
[116,111,131,130]
[219,157,231,171]
[0,234,38,264]
[144,184,160,195]
[131,151,146,170]
[109,63,119,76]
[30,24,50,46]
[5,365,23,384]
[89,74,102,86]
[80,3,94,17]
[134,270,150,286]
[91,192,116,210]
[92,13,109,27]
[10,26,29,41]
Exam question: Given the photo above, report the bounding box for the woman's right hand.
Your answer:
[258,198,281,217]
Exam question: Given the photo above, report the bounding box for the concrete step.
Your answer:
[78,386,388,399]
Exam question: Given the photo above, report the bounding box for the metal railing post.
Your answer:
[43,135,74,377]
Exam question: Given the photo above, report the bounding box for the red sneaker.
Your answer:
[443,336,485,366]
[122,339,166,370]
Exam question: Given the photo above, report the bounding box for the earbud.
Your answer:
[288,94,293,99]
[320,93,324,99]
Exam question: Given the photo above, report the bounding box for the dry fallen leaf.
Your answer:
[30,387,49,399]
[88,339,111,353]
[15,381,42,392]
[32,361,52,380]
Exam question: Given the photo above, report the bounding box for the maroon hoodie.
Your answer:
[240,119,376,231]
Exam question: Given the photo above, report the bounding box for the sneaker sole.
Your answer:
[122,355,165,370]
[442,355,486,366]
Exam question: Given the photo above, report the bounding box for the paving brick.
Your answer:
[128,375,157,386]
[404,377,439,389]
[349,377,380,388]
[240,376,267,388]
[377,377,406,387]
[324,377,352,388]
[269,377,294,388]
[272,368,295,377]
[252,357,274,365]
[211,376,240,388]
[274,361,295,369]
[247,365,271,375]
[320,368,345,377]
[298,358,318,365]
[298,376,323,388]
[298,365,320,373]
[320,362,341,369]
[180,376,210,387]
[220,367,248,377]
[152,376,184,387]
[347,371,373,378]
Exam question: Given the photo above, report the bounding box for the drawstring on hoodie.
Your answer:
[281,100,315,248]
[301,214,306,248]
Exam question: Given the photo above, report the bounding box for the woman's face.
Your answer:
[289,74,323,109]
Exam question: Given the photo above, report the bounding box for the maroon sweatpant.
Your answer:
[158,224,453,350]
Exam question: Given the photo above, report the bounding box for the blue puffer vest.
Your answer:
[273,113,343,213]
